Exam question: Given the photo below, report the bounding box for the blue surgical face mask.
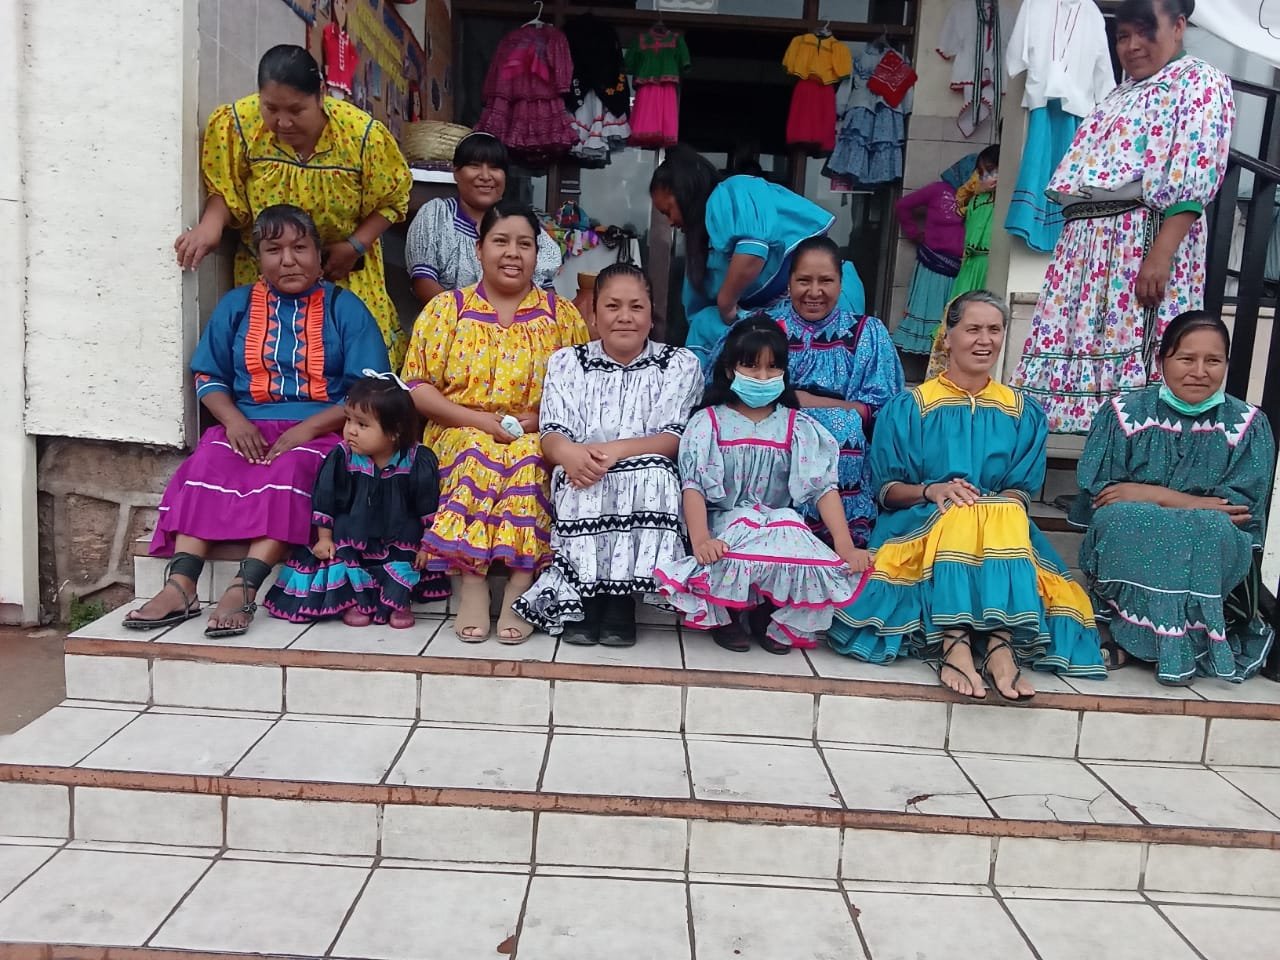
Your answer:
[1159,382,1226,417]
[730,372,785,408]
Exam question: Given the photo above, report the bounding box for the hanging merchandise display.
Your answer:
[321,0,359,100]
[892,175,965,356]
[826,40,912,187]
[626,24,691,148]
[475,11,577,163]
[1004,0,1114,252]
[783,28,853,155]
[564,14,632,165]
[938,0,1013,137]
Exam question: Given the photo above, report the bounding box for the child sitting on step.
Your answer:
[652,316,871,654]
[264,372,450,629]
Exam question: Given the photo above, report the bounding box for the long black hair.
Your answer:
[345,375,421,456]
[650,144,721,295]
[1157,309,1230,362]
[1116,0,1193,38]
[257,45,323,96]
[478,199,540,242]
[698,314,799,412]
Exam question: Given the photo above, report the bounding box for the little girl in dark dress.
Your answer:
[265,372,449,628]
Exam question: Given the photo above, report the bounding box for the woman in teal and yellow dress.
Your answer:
[175,45,413,367]
[829,291,1106,701]
[1073,310,1276,685]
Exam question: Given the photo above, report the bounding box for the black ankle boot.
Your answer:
[563,596,606,645]
[599,594,637,648]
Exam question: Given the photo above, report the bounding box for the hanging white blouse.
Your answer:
[937,0,1014,136]
[1006,0,1115,117]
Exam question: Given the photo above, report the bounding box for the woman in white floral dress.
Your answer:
[1010,0,1234,436]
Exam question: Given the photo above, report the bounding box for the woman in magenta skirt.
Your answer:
[126,204,389,637]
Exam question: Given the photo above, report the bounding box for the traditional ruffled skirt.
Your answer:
[477,96,577,159]
[150,421,340,557]
[800,407,875,549]
[629,83,679,147]
[514,455,684,633]
[1080,502,1274,683]
[423,427,552,575]
[786,78,837,154]
[1005,101,1078,254]
[829,497,1106,678]
[654,505,866,648]
[892,246,960,356]
[264,539,450,623]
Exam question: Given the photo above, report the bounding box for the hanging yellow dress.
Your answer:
[201,94,412,367]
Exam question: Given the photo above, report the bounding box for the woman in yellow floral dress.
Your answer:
[175,45,413,366]
[403,200,589,642]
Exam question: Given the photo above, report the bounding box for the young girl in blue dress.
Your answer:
[653,317,870,653]
[265,372,449,629]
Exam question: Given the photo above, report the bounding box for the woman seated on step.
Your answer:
[1072,310,1276,686]
[827,291,1107,700]
[127,204,390,637]
[402,200,589,643]
[512,263,703,647]
[771,235,904,549]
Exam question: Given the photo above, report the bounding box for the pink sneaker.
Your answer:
[342,608,373,627]
[389,610,416,630]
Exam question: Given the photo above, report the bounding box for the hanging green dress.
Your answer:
[1073,387,1276,684]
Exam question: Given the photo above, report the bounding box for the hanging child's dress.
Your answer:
[1004,0,1114,252]
[938,0,1013,137]
[476,23,577,162]
[626,27,690,148]
[564,14,632,165]
[783,32,852,155]
[827,42,911,186]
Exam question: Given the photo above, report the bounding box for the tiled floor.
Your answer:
[70,602,1280,707]
[2,840,1278,958]
[5,704,1280,830]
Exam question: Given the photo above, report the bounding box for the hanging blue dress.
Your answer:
[777,305,904,547]
[684,175,866,365]
[1005,100,1079,253]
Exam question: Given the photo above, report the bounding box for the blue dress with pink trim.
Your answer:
[264,443,451,623]
[652,405,865,648]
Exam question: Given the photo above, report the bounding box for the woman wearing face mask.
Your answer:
[1011,0,1235,436]
[652,317,869,655]
[1073,312,1276,685]
[776,236,904,548]
[405,133,563,304]
[829,292,1106,701]
[649,144,866,367]
[175,45,413,366]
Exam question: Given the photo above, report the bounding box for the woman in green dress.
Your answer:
[829,291,1106,701]
[926,145,1000,379]
[1073,310,1276,685]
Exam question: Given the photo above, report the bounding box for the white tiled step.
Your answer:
[55,649,1280,765]
[0,840,1277,957]
[72,601,1280,710]
[4,704,1280,836]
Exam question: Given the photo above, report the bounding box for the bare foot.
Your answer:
[206,579,258,634]
[984,640,1036,699]
[939,633,987,699]
[125,578,197,624]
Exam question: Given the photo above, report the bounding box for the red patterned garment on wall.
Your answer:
[475,24,577,162]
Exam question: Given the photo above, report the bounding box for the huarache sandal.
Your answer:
[937,630,986,700]
[980,632,1036,703]
[204,558,270,639]
[496,576,535,644]
[123,564,202,631]
[453,575,492,642]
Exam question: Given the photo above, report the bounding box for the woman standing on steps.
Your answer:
[402,201,589,644]
[1010,0,1235,435]
[1073,311,1276,685]
[828,291,1107,701]
[175,45,413,367]
[128,205,390,638]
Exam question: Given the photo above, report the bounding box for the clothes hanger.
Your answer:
[653,11,668,34]
[816,19,832,38]
[523,0,545,28]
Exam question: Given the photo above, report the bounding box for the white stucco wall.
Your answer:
[22,0,201,447]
